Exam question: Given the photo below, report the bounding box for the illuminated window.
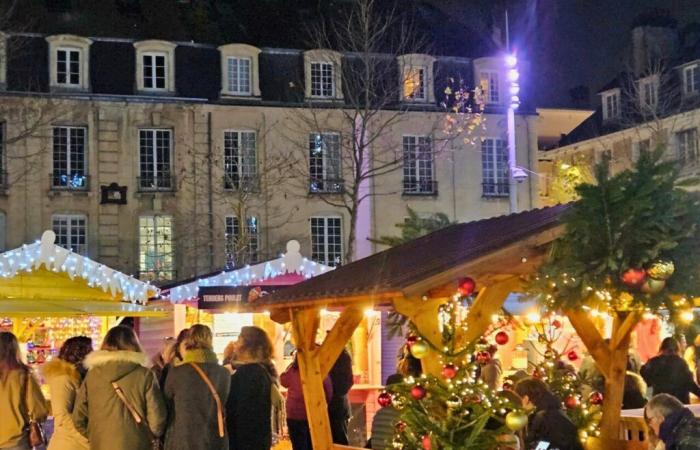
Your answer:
[683,64,699,96]
[310,62,334,97]
[480,71,500,104]
[309,133,342,193]
[403,67,425,100]
[225,216,259,267]
[311,216,342,267]
[52,126,87,190]
[481,138,509,197]
[224,131,257,191]
[227,57,251,95]
[403,135,434,194]
[139,129,173,191]
[139,215,174,282]
[52,214,87,255]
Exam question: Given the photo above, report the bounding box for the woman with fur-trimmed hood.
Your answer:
[73,325,167,450]
[41,336,92,450]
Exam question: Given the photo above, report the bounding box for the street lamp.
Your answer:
[505,53,525,213]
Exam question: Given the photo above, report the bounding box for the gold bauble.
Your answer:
[641,278,665,294]
[647,260,675,281]
[410,341,429,359]
[505,411,528,431]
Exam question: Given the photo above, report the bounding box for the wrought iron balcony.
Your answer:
[137,175,175,192]
[403,179,438,195]
[223,174,261,193]
[309,178,344,194]
[482,181,510,198]
[50,172,90,191]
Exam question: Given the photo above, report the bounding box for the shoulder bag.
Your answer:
[112,382,163,450]
[23,369,46,448]
[189,362,225,438]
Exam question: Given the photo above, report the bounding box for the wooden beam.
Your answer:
[291,308,334,450]
[600,313,633,438]
[393,294,446,376]
[318,305,365,379]
[461,276,524,345]
[610,310,642,351]
[565,309,612,379]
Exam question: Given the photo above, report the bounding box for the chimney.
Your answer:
[630,10,679,75]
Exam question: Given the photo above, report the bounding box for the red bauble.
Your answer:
[564,395,579,409]
[421,435,432,450]
[495,331,509,346]
[441,363,458,379]
[406,335,419,347]
[589,391,604,406]
[457,277,476,296]
[411,385,427,400]
[476,351,491,364]
[567,350,579,362]
[621,268,647,288]
[551,319,562,329]
[377,391,392,407]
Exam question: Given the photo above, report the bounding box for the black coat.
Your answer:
[526,407,583,450]
[227,363,273,450]
[328,349,354,420]
[163,352,231,450]
[641,354,700,404]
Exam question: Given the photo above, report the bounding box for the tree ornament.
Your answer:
[457,277,476,296]
[647,260,675,280]
[421,435,431,450]
[441,363,458,379]
[411,385,427,400]
[445,394,461,409]
[410,341,429,359]
[495,331,509,345]
[567,350,579,362]
[544,349,556,360]
[406,335,419,347]
[589,391,604,406]
[505,411,529,431]
[551,319,562,329]
[621,268,646,288]
[641,278,665,294]
[565,395,579,409]
[377,391,392,407]
[476,351,491,364]
[395,421,407,432]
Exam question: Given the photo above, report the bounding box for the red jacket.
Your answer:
[280,363,333,420]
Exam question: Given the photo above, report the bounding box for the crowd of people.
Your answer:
[0,324,355,450]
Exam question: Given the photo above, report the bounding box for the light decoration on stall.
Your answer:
[0,231,156,304]
[166,240,333,303]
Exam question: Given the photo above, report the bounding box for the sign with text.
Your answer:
[197,285,281,311]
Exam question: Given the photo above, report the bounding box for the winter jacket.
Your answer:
[73,350,167,450]
[41,359,89,450]
[641,353,700,404]
[525,407,583,450]
[227,362,275,450]
[328,349,354,421]
[659,407,700,450]
[370,406,400,450]
[0,368,48,449]
[280,363,333,421]
[164,349,231,450]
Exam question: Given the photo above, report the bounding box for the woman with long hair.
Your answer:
[641,336,700,403]
[73,325,167,450]
[227,326,281,450]
[0,331,48,450]
[41,336,93,450]
[164,324,231,450]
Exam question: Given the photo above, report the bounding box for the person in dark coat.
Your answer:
[328,348,354,445]
[514,378,583,450]
[226,326,276,450]
[641,337,700,404]
[164,324,231,450]
[645,393,700,450]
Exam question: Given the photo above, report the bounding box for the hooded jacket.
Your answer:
[0,367,48,448]
[164,348,231,450]
[41,359,89,450]
[72,350,167,450]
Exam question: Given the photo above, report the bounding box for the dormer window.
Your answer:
[304,49,343,100]
[397,54,435,103]
[134,40,176,94]
[683,63,699,96]
[480,71,500,104]
[218,44,261,97]
[46,35,92,91]
[639,76,658,110]
[602,89,620,121]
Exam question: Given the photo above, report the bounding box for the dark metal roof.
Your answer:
[254,204,569,308]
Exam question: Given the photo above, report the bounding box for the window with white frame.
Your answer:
[602,90,620,121]
[56,47,81,86]
[676,128,699,165]
[139,129,172,190]
[633,138,651,161]
[403,67,426,100]
[226,57,252,95]
[309,133,342,193]
[224,131,257,191]
[311,216,342,267]
[684,64,699,96]
[310,62,335,98]
[480,71,500,104]
[52,126,87,189]
[142,52,167,90]
[139,215,174,281]
[481,138,509,197]
[639,77,658,110]
[403,135,435,194]
[225,215,259,267]
[52,214,87,255]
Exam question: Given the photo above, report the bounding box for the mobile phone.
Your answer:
[534,442,550,450]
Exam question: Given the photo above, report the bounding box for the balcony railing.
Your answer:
[309,178,344,194]
[403,179,438,195]
[137,175,176,192]
[223,174,261,193]
[50,172,90,191]
[482,181,510,198]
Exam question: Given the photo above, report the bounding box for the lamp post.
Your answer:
[505,53,522,213]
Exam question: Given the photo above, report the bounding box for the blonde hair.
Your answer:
[237,326,273,361]
[185,324,213,350]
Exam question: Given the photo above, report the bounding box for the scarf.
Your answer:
[177,348,219,365]
[659,408,695,445]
